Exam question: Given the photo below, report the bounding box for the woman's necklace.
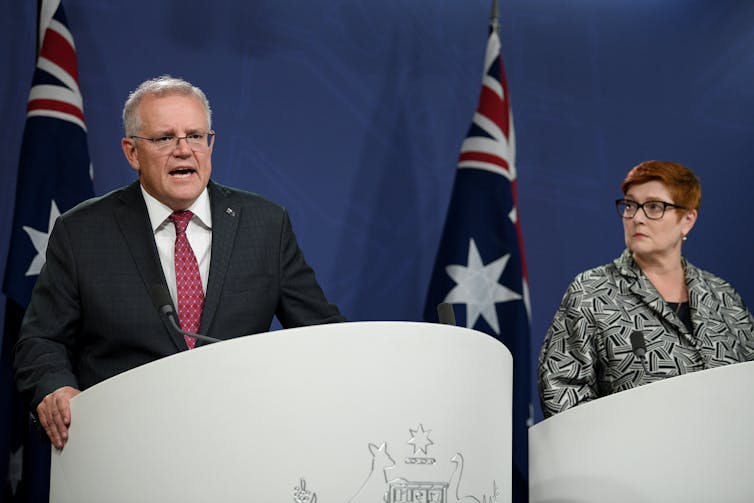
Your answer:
[668,293,687,316]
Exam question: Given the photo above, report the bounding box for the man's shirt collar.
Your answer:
[140,185,212,232]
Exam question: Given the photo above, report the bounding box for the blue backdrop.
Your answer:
[1,0,753,423]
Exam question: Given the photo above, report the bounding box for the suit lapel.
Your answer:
[198,181,240,340]
[115,181,184,351]
[619,252,692,339]
[627,274,674,325]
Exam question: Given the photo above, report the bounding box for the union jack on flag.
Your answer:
[1,0,93,500]
[27,3,87,132]
[423,4,531,501]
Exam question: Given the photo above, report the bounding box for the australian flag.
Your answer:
[1,1,94,500]
[423,4,531,502]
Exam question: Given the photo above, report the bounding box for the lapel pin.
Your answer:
[225,207,236,217]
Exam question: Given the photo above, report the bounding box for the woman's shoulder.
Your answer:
[570,253,629,287]
[684,259,736,293]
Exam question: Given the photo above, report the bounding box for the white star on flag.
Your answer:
[23,199,60,276]
[443,238,522,335]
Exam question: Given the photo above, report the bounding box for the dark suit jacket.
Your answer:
[14,180,344,409]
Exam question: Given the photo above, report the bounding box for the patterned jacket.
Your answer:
[538,249,754,418]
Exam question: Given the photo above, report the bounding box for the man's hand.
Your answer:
[37,386,81,449]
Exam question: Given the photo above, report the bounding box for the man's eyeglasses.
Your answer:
[130,132,215,152]
[615,199,686,220]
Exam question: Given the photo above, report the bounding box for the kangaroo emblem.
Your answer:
[347,442,396,503]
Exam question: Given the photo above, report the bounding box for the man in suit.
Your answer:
[14,75,344,449]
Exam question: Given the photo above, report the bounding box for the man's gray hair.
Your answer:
[122,75,212,136]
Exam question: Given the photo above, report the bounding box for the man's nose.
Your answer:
[171,136,193,155]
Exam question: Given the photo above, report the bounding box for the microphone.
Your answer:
[630,330,662,377]
[149,285,221,345]
[629,331,647,359]
[437,302,457,326]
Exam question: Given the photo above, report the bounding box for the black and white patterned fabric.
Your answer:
[538,249,754,418]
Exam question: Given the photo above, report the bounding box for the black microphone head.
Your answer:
[149,284,175,314]
[437,302,457,326]
[149,284,220,345]
[149,284,171,306]
[629,331,647,358]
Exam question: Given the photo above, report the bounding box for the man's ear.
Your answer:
[121,137,140,171]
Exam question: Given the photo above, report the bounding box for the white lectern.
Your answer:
[529,360,754,502]
[50,321,512,503]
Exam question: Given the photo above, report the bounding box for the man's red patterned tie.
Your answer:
[169,210,203,349]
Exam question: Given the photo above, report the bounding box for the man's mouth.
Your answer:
[169,168,196,178]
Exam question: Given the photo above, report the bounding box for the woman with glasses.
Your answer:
[538,160,754,418]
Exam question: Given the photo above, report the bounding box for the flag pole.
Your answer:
[490,0,500,34]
